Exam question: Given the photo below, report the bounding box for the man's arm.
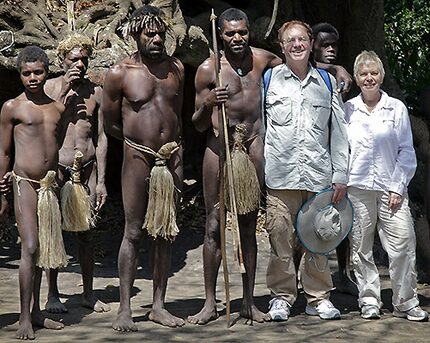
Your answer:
[94,86,108,211]
[265,51,282,68]
[0,101,15,193]
[192,58,228,133]
[101,65,124,140]
[328,79,349,203]
[316,62,352,94]
[173,57,185,135]
[45,62,83,104]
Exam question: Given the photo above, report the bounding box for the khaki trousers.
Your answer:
[348,187,419,311]
[266,189,333,306]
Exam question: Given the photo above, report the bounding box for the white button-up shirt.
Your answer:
[264,63,349,192]
[344,90,416,195]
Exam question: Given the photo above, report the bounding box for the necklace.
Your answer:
[222,50,248,76]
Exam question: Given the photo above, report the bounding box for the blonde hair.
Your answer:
[278,20,312,42]
[353,50,385,80]
[57,33,93,59]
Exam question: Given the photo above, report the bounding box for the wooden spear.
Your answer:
[210,7,247,326]
[209,10,245,274]
[210,9,231,327]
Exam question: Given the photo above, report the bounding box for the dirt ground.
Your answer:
[1,207,430,343]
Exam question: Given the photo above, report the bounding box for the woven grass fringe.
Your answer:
[225,124,260,215]
[144,142,180,240]
[61,151,95,232]
[36,170,68,269]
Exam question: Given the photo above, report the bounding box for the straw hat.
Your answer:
[296,189,353,255]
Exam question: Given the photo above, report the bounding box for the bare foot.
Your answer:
[112,311,137,332]
[81,295,111,313]
[240,304,271,323]
[45,296,68,314]
[336,275,358,296]
[31,311,64,331]
[16,319,35,340]
[187,305,218,325]
[149,308,185,327]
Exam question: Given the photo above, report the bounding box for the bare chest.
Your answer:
[122,71,180,109]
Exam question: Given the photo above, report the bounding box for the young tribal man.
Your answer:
[44,33,110,313]
[0,46,67,340]
[102,5,185,330]
[312,22,339,65]
[187,8,281,324]
[312,22,357,296]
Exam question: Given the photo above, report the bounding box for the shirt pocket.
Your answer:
[312,98,331,130]
[381,118,395,130]
[266,95,292,126]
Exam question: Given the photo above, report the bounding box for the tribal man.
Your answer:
[44,33,110,314]
[102,5,185,330]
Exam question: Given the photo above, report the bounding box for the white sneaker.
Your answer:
[361,305,381,319]
[393,306,429,322]
[268,297,290,321]
[305,299,341,320]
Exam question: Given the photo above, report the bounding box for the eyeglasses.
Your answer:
[283,36,310,45]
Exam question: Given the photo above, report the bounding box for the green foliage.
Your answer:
[384,0,430,109]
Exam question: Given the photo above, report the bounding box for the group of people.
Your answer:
[0,4,427,340]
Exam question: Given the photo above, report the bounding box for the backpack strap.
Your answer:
[263,67,273,98]
[316,68,334,150]
[316,68,333,95]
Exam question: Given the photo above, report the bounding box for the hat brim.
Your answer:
[296,188,354,255]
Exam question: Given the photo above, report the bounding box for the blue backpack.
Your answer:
[263,67,333,98]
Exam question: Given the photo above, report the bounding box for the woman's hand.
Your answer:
[388,191,402,210]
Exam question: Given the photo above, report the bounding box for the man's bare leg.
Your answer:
[31,268,64,329]
[239,213,271,322]
[188,147,221,324]
[46,269,68,313]
[335,240,358,296]
[78,231,111,312]
[16,221,37,340]
[239,138,270,322]
[149,238,185,327]
[16,183,63,340]
[112,227,142,332]
[112,148,148,332]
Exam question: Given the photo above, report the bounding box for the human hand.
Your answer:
[95,183,107,211]
[0,172,12,194]
[334,65,352,94]
[332,183,347,204]
[61,63,84,97]
[388,191,402,210]
[205,85,229,107]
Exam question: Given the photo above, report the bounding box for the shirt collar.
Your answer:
[282,63,318,85]
[355,89,391,114]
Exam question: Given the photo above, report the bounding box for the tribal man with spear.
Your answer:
[187,8,281,325]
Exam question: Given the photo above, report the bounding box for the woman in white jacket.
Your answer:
[345,50,428,321]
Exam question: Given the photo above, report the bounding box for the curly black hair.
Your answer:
[16,46,49,72]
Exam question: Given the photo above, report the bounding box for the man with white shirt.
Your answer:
[264,20,349,321]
